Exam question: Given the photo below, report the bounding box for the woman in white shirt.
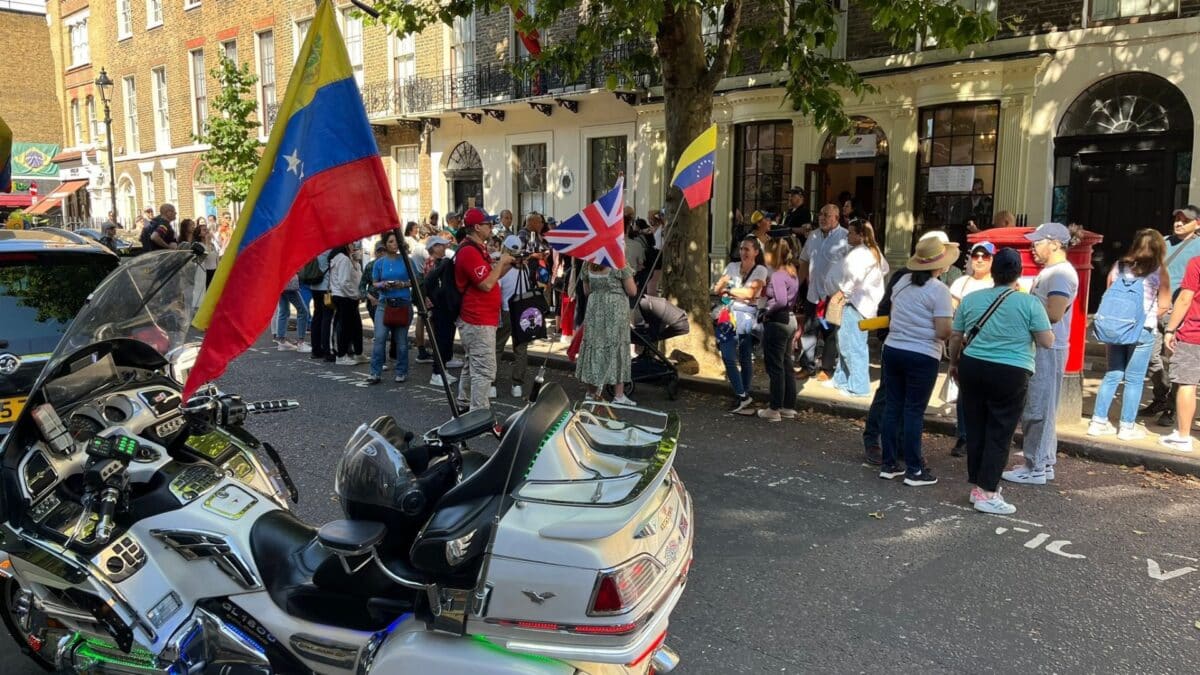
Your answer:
[713,236,769,413]
[879,235,958,487]
[830,220,888,398]
[328,244,364,366]
[948,241,995,456]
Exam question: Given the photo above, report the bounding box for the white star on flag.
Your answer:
[284,149,302,176]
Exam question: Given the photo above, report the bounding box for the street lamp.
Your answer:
[94,68,119,226]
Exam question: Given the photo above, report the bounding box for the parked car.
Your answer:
[71,227,142,255]
[0,229,120,436]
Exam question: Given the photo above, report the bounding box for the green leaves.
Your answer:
[195,55,262,208]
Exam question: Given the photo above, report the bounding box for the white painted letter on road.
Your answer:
[1146,558,1197,581]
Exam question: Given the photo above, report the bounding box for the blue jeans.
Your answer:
[371,303,409,378]
[1092,327,1155,425]
[832,304,871,397]
[881,345,940,473]
[276,290,309,340]
[718,307,755,398]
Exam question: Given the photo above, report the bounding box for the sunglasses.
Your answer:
[971,252,992,260]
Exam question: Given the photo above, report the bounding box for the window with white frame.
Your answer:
[514,0,538,58]
[66,12,90,67]
[1090,0,1176,21]
[190,49,207,135]
[184,0,200,10]
[164,168,178,203]
[294,18,312,59]
[123,76,140,153]
[87,97,100,144]
[116,0,132,39]
[451,13,475,73]
[146,0,162,28]
[514,143,547,223]
[394,146,420,224]
[222,39,237,64]
[342,9,364,86]
[142,170,156,209]
[70,99,83,147]
[394,33,415,83]
[152,66,170,149]
[256,30,277,134]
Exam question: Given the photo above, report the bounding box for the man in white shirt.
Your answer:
[796,204,850,380]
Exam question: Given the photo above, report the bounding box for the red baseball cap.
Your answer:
[463,207,496,227]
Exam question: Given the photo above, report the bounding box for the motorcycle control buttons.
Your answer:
[170,465,223,502]
[102,536,145,582]
[28,493,61,523]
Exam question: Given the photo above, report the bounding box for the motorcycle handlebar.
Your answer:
[246,399,300,414]
[94,487,120,545]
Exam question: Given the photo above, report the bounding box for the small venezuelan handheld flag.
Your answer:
[670,124,716,209]
[0,115,13,193]
[184,0,397,399]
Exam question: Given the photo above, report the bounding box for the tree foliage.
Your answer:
[195,55,262,208]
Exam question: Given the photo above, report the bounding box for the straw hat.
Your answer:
[907,236,960,272]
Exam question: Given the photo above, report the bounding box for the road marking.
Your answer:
[1162,552,1200,563]
[1024,533,1051,549]
[1146,558,1197,581]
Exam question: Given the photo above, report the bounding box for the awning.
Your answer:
[23,179,88,216]
[0,194,33,208]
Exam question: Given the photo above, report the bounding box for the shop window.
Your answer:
[734,121,793,222]
[589,136,626,202]
[914,101,999,243]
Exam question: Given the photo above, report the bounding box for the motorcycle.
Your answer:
[0,249,692,674]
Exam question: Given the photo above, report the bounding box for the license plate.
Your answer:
[0,397,26,424]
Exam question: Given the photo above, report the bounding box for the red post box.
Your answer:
[968,227,1103,424]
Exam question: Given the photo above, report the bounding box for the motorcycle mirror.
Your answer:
[166,343,202,385]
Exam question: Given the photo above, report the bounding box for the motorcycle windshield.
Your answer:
[514,404,680,506]
[38,250,205,393]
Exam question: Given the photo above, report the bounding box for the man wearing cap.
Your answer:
[455,207,514,411]
[1142,204,1200,426]
[494,235,533,399]
[783,186,813,237]
[796,203,850,380]
[1002,223,1078,486]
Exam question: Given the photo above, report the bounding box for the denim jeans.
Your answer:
[1092,327,1155,425]
[276,290,309,340]
[881,345,940,473]
[370,303,409,378]
[832,304,871,397]
[863,368,902,451]
[762,317,797,410]
[718,307,756,398]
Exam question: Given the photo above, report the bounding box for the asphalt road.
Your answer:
[4,335,1200,673]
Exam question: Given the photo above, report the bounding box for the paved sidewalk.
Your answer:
[507,334,1200,478]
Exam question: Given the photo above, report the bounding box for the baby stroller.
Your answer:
[626,295,690,400]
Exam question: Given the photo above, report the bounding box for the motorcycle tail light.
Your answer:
[588,554,662,616]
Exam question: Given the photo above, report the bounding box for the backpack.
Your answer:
[423,257,462,321]
[298,256,325,285]
[1092,265,1146,345]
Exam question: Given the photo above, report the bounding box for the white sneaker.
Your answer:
[511,385,523,398]
[1045,466,1055,481]
[335,356,357,366]
[756,408,782,422]
[429,373,457,387]
[1001,466,1047,485]
[1117,422,1147,441]
[445,358,464,369]
[295,343,312,353]
[355,354,370,364]
[1087,418,1117,437]
[276,340,295,351]
[820,378,839,390]
[1159,430,1195,452]
[611,394,637,406]
[779,409,798,419]
[488,386,497,399]
[975,492,1017,515]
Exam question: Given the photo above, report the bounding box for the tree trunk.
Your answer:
[657,2,726,375]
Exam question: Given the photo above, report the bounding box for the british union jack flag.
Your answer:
[544,177,626,270]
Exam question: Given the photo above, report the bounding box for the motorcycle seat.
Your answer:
[436,408,495,444]
[318,519,386,555]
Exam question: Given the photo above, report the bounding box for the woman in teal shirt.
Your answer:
[948,248,1055,516]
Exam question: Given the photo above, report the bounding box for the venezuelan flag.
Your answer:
[0,115,12,193]
[184,0,397,398]
[670,124,716,209]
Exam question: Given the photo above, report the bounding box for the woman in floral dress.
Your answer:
[577,262,638,404]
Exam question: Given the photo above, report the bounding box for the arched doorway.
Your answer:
[117,175,136,228]
[813,116,889,239]
[445,141,483,213]
[1054,73,1193,309]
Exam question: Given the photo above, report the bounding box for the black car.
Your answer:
[0,229,120,436]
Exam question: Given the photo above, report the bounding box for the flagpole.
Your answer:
[395,233,461,417]
[628,199,686,311]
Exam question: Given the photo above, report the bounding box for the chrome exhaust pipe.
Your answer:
[650,644,680,673]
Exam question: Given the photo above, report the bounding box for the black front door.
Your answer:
[450,179,482,214]
[1069,150,1170,310]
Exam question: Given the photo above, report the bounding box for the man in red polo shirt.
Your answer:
[1162,254,1200,451]
[455,207,514,411]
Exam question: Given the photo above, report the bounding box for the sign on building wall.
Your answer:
[834,135,877,159]
[928,165,975,193]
